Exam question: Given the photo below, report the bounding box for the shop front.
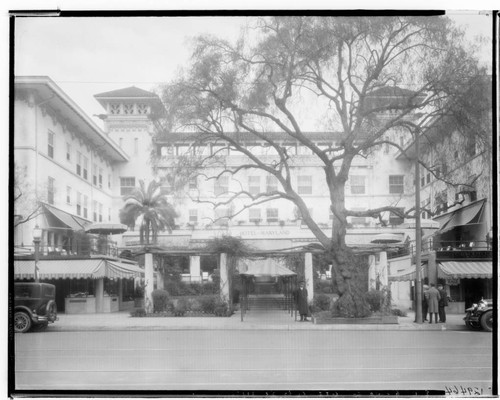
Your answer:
[14,257,143,313]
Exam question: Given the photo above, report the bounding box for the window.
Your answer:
[76,192,82,216]
[248,176,261,195]
[110,103,121,114]
[389,208,404,226]
[120,177,136,196]
[189,209,198,224]
[76,152,82,176]
[214,176,229,196]
[99,168,103,189]
[134,138,138,155]
[426,172,431,185]
[47,177,55,204]
[266,175,278,192]
[83,156,88,180]
[47,131,54,158]
[266,208,279,223]
[435,190,448,215]
[93,200,98,222]
[389,175,404,194]
[350,175,366,194]
[124,104,134,114]
[83,195,88,219]
[214,208,230,226]
[108,208,111,222]
[66,186,71,204]
[298,176,312,195]
[188,177,197,190]
[99,203,103,222]
[350,208,366,225]
[66,142,71,162]
[249,208,261,223]
[93,163,97,186]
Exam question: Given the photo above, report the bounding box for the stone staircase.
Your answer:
[246,295,288,310]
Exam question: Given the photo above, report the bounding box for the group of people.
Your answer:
[418,283,449,323]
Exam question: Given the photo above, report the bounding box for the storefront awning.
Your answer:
[42,203,91,231]
[388,264,426,282]
[14,259,143,280]
[434,199,486,234]
[438,261,492,279]
[239,258,296,276]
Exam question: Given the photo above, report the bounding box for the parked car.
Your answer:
[14,282,58,333]
[464,298,493,332]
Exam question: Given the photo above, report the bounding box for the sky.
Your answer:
[13,13,494,129]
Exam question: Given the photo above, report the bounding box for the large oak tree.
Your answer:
[156,16,489,316]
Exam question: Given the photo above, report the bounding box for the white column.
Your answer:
[95,278,104,313]
[144,252,154,313]
[368,255,376,290]
[220,253,230,303]
[304,252,314,303]
[190,255,201,282]
[378,251,388,288]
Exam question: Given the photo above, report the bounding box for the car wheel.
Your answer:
[46,301,57,322]
[14,312,32,333]
[480,310,493,332]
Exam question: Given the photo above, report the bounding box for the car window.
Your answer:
[14,284,41,298]
[42,285,55,297]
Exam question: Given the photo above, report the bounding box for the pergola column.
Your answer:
[190,255,201,282]
[220,253,230,303]
[304,252,314,303]
[95,278,104,313]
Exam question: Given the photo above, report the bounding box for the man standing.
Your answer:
[425,283,441,324]
[295,280,309,322]
[437,283,449,323]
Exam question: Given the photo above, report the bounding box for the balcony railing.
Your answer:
[14,239,119,258]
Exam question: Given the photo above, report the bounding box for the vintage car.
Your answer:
[14,282,58,333]
[464,298,493,332]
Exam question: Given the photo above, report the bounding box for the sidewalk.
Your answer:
[47,309,469,332]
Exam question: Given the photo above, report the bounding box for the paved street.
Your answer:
[14,329,492,393]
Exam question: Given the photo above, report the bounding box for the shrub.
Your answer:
[214,300,233,317]
[200,296,217,314]
[152,289,170,312]
[188,298,203,313]
[391,308,407,317]
[130,308,146,317]
[314,280,333,294]
[313,294,331,311]
[173,298,189,316]
[364,290,385,312]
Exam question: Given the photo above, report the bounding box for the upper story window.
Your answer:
[66,186,71,204]
[76,152,82,176]
[189,209,198,224]
[297,175,313,195]
[76,192,82,216]
[389,175,404,194]
[249,208,261,223]
[123,104,134,115]
[83,195,88,219]
[66,142,71,162]
[248,176,261,195]
[98,168,103,189]
[120,177,136,196]
[99,203,103,223]
[137,104,148,114]
[214,208,230,226]
[110,104,121,114]
[214,176,229,196]
[92,163,98,186]
[47,131,54,159]
[83,156,89,180]
[266,175,278,192]
[266,208,279,223]
[350,175,366,194]
[47,177,55,205]
[93,200,98,222]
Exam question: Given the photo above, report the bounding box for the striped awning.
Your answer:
[388,264,426,282]
[42,203,91,231]
[14,259,143,280]
[239,258,296,276]
[438,261,492,279]
[434,199,486,234]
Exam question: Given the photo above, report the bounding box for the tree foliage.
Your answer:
[157,16,490,316]
[119,179,178,245]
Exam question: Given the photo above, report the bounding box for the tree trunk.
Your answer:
[329,181,371,318]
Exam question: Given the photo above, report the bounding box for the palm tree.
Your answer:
[120,180,177,312]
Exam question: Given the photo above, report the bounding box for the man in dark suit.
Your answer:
[295,281,309,322]
[437,283,449,323]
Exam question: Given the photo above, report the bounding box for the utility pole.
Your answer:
[414,128,423,324]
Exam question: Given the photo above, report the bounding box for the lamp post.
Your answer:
[414,129,423,324]
[33,225,42,282]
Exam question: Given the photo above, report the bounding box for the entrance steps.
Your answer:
[246,295,287,310]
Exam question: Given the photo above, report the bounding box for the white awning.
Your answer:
[238,258,296,276]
